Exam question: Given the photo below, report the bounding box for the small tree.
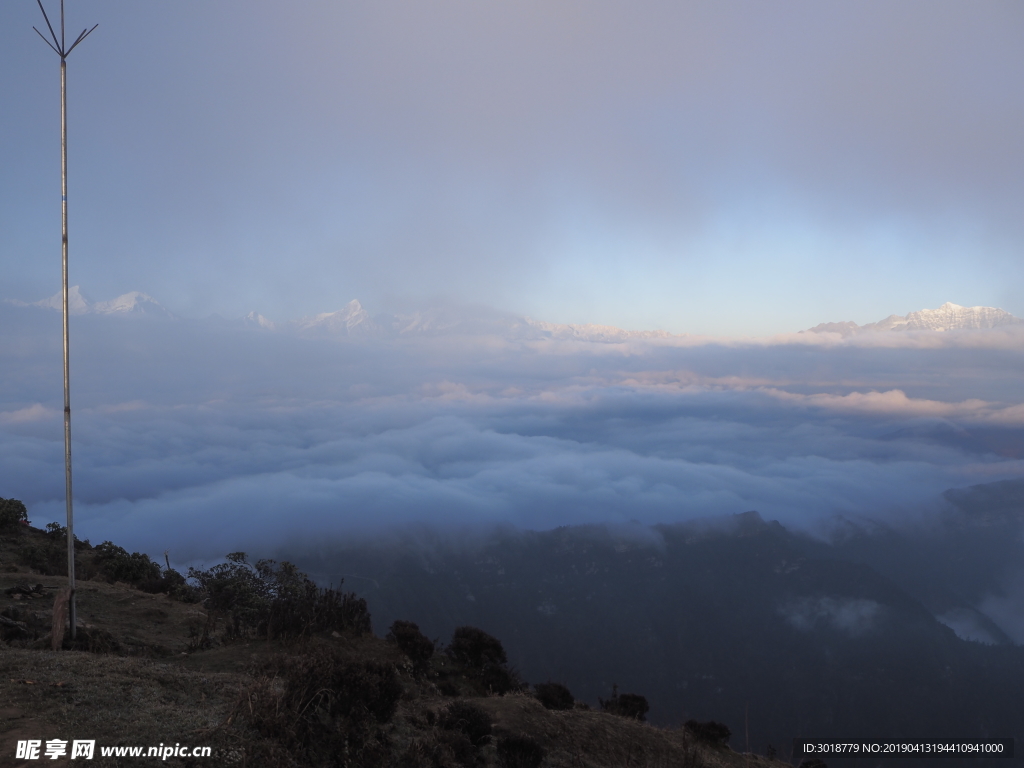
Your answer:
[445,625,523,694]
[0,497,28,529]
[187,552,371,643]
[93,541,161,584]
[447,626,507,667]
[534,681,574,710]
[386,620,434,672]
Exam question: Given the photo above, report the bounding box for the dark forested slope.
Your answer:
[302,508,1024,764]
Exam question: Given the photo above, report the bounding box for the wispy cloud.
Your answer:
[0,403,56,425]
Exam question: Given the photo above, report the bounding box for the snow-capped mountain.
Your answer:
[243,311,276,330]
[14,289,1018,342]
[807,303,1023,336]
[880,303,1022,332]
[289,301,677,342]
[9,285,91,314]
[525,319,675,342]
[293,299,375,335]
[238,297,664,342]
[92,291,174,317]
[8,286,174,318]
[292,301,520,338]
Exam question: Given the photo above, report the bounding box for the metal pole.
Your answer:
[61,53,76,641]
[34,0,96,646]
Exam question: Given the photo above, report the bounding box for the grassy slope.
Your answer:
[1,524,788,768]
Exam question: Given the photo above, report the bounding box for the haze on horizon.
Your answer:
[2,1,1024,335]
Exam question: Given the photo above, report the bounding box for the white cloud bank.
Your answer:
[2,299,1024,562]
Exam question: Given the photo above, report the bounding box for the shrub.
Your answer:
[599,685,649,721]
[685,719,731,746]
[447,626,507,667]
[534,681,574,710]
[262,564,371,640]
[387,620,434,672]
[0,497,27,529]
[19,525,91,577]
[242,643,400,767]
[44,523,90,549]
[138,567,200,602]
[188,552,269,640]
[18,543,66,576]
[94,541,162,585]
[443,625,524,694]
[326,659,402,724]
[187,553,371,643]
[438,700,493,746]
[496,734,545,768]
[481,664,525,695]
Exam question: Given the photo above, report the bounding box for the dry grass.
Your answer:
[476,694,705,768]
[1,526,791,768]
[0,648,240,766]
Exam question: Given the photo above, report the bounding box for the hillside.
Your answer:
[0,519,789,768]
[292,510,1024,764]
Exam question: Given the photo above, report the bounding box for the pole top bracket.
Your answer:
[33,0,97,60]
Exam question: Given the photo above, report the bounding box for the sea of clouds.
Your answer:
[2,299,1024,565]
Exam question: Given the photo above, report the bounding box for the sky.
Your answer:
[2,1,1024,645]
[2,1,1024,335]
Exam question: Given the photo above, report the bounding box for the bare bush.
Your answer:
[599,685,650,721]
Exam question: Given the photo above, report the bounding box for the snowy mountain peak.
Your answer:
[898,302,1020,331]
[17,285,91,314]
[10,286,174,317]
[243,311,276,330]
[295,299,373,334]
[92,291,173,317]
[807,303,1024,336]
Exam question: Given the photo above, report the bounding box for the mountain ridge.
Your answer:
[10,291,1023,340]
[6,286,175,318]
[806,302,1023,336]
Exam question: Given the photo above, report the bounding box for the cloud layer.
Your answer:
[2,302,1024,565]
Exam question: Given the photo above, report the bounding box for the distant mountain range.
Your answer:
[805,302,1024,336]
[254,298,676,342]
[10,291,1023,340]
[294,478,1024,758]
[257,299,1024,340]
[7,286,175,318]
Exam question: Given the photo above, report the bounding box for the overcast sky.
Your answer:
[3,1,1024,334]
